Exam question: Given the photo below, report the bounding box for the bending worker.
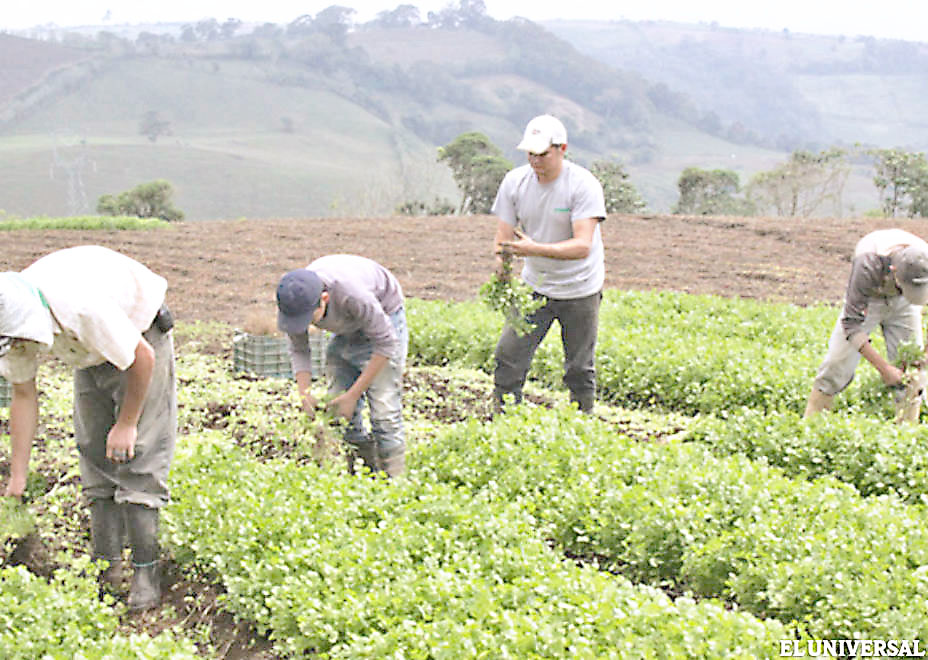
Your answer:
[0,245,176,611]
[805,228,928,416]
[276,254,407,477]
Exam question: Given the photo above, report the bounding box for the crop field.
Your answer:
[3,215,928,657]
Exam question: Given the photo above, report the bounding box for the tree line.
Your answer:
[399,133,928,219]
[96,138,926,222]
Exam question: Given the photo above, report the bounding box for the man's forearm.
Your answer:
[348,353,389,399]
[528,238,592,260]
[117,339,155,427]
[7,381,39,495]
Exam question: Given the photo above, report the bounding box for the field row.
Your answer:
[2,288,926,657]
[407,291,897,416]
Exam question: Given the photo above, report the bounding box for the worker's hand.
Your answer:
[498,228,536,258]
[300,391,319,417]
[106,421,137,463]
[327,391,359,420]
[879,364,905,389]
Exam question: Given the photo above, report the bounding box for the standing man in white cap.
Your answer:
[0,245,176,611]
[805,228,928,416]
[276,255,407,476]
[491,114,607,413]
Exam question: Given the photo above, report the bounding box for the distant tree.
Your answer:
[747,148,849,217]
[180,25,197,42]
[250,22,284,39]
[438,132,512,215]
[287,14,315,36]
[314,6,356,46]
[674,167,754,216]
[428,0,489,30]
[590,160,646,213]
[97,180,184,222]
[372,4,421,28]
[870,147,928,218]
[138,111,172,143]
[220,18,243,39]
[195,18,221,41]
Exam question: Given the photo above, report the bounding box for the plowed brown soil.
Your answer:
[5,214,928,322]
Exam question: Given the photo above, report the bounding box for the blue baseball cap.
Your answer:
[276,269,323,334]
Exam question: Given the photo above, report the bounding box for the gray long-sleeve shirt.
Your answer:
[286,255,404,375]
[841,229,928,348]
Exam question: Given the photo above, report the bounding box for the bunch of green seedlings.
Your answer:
[895,339,926,372]
[479,253,544,336]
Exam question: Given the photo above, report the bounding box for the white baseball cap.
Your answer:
[516,114,567,154]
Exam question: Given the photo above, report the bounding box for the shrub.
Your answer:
[97,179,184,222]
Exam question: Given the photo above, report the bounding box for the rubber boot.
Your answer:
[125,503,161,612]
[89,498,125,593]
[379,444,406,478]
[803,388,834,418]
[346,440,379,475]
[570,391,595,415]
[492,387,522,415]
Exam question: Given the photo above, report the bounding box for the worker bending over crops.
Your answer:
[805,228,928,417]
[491,114,607,413]
[0,245,176,611]
[276,255,407,476]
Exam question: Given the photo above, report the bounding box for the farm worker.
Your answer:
[804,228,928,416]
[276,254,408,476]
[491,114,607,413]
[0,245,176,611]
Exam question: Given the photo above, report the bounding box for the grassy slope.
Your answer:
[3,20,917,219]
[0,57,459,220]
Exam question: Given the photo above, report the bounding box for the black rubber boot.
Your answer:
[379,444,406,478]
[346,440,379,475]
[89,498,126,592]
[125,503,161,612]
[570,391,595,414]
[492,387,523,415]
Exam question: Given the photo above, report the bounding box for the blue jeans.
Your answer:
[325,308,407,455]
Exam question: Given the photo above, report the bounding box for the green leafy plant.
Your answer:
[97,179,184,222]
[0,215,169,230]
[894,339,925,371]
[479,254,544,336]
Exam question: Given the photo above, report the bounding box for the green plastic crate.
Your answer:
[0,377,9,408]
[232,332,328,379]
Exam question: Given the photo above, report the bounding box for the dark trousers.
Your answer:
[493,290,601,412]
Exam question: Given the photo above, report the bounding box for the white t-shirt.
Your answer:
[0,246,167,383]
[492,160,606,299]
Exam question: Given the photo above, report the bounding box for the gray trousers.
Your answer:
[814,296,923,395]
[494,290,601,411]
[75,325,177,508]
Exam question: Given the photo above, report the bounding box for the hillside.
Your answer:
[544,19,928,152]
[0,10,919,219]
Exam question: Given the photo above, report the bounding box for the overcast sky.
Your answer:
[2,0,924,43]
